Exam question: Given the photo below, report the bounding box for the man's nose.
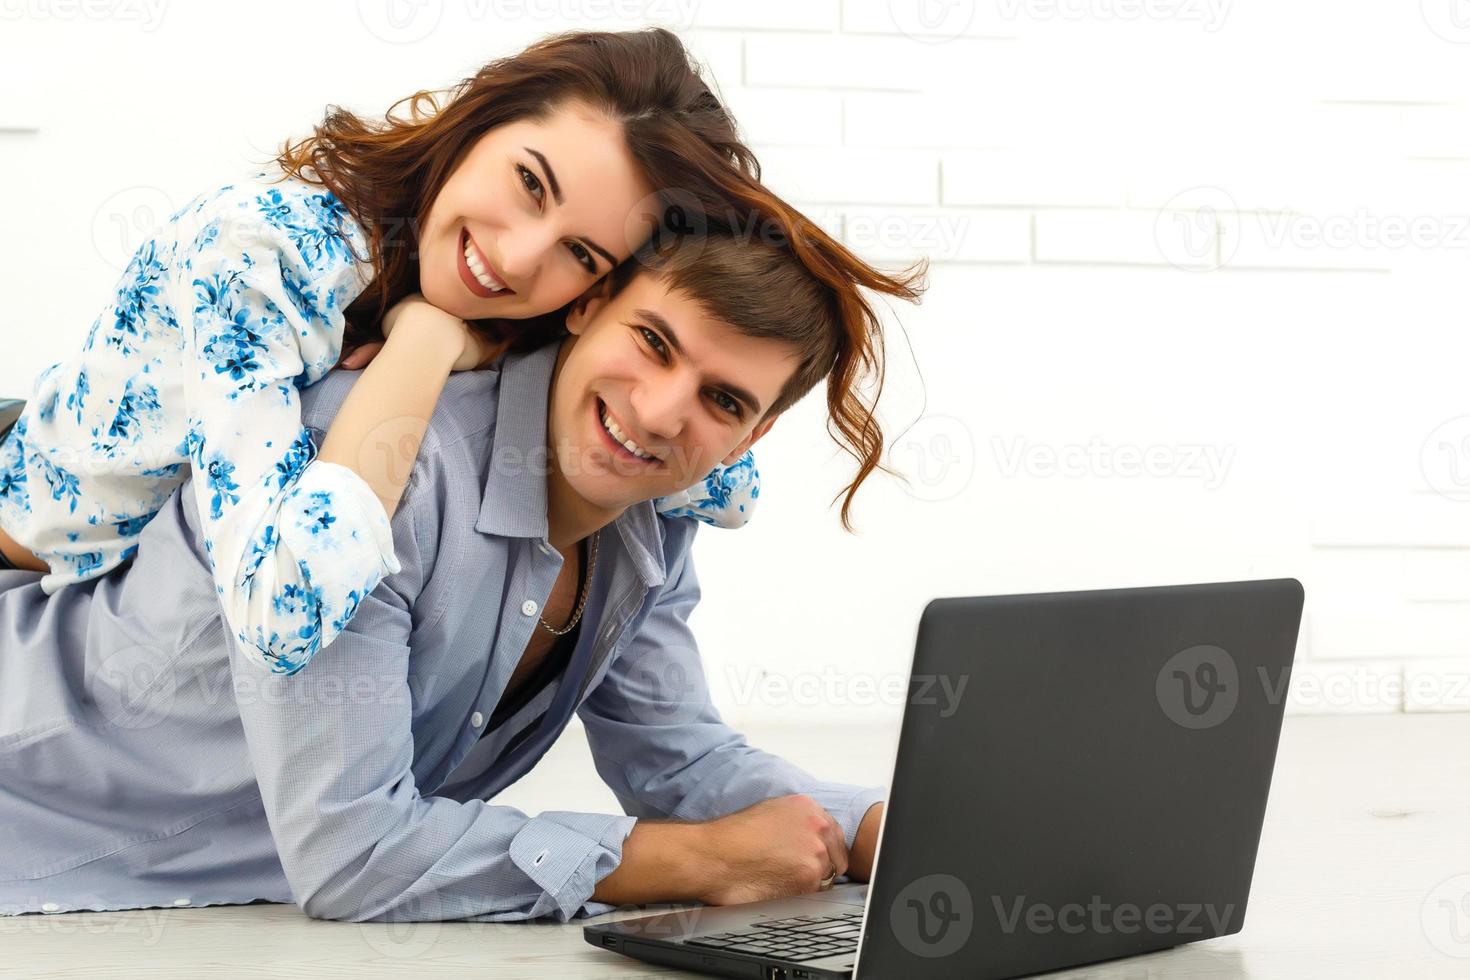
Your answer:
[630,378,692,442]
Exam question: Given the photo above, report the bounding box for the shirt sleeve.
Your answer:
[576,525,886,853]
[233,475,637,923]
[652,449,760,529]
[178,207,401,677]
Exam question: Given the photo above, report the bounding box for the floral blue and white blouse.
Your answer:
[0,169,758,677]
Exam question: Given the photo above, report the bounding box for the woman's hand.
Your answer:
[338,294,505,373]
[337,341,384,371]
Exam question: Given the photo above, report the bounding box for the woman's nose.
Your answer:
[495,223,556,286]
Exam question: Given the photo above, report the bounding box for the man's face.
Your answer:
[548,273,799,515]
[417,99,658,322]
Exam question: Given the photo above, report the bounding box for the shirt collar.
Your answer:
[474,342,667,589]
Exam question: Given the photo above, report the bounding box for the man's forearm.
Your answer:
[591,820,712,906]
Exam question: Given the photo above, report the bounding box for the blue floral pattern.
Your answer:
[653,451,759,528]
[0,171,395,677]
[0,169,760,678]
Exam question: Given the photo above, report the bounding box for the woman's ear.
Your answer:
[565,278,615,336]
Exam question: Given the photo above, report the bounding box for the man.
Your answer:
[0,232,891,921]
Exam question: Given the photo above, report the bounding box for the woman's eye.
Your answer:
[516,164,543,205]
[568,241,596,273]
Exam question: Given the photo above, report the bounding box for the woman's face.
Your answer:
[418,99,659,321]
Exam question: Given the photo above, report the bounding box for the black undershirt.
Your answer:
[481,617,581,737]
[480,539,589,740]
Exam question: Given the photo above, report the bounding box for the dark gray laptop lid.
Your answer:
[856,578,1303,979]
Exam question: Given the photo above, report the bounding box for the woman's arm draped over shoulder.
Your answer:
[178,199,437,678]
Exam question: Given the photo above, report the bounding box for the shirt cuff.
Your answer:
[296,460,403,578]
[803,784,886,850]
[507,811,639,921]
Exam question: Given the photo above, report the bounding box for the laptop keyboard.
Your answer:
[683,910,863,962]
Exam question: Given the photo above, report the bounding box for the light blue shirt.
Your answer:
[0,342,884,921]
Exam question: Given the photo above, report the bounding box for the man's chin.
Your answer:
[566,474,683,515]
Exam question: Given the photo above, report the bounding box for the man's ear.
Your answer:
[564,277,615,336]
[722,412,780,467]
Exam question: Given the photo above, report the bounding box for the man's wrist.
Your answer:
[848,802,884,882]
[593,818,723,907]
[667,819,722,903]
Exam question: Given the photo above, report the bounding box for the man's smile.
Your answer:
[593,396,661,468]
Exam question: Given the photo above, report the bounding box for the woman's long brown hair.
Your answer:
[273,26,925,530]
[273,27,760,351]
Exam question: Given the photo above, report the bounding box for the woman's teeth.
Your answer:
[601,407,655,461]
[463,237,509,292]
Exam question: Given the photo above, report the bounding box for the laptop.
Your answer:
[584,578,1303,979]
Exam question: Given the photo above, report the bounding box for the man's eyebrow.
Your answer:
[525,145,617,269]
[634,307,764,416]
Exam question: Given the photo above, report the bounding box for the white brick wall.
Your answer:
[3,2,1467,723]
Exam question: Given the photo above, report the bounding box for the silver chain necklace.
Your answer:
[538,530,599,636]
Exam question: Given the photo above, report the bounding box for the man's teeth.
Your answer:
[601,408,654,460]
[463,239,508,292]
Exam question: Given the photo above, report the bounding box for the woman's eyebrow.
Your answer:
[525,145,618,267]
[524,147,563,203]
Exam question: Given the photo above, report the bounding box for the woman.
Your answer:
[0,28,775,677]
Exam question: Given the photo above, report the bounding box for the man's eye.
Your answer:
[516,164,543,205]
[712,391,742,417]
[638,326,668,359]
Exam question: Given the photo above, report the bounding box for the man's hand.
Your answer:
[697,795,849,906]
[591,794,850,909]
[846,802,884,882]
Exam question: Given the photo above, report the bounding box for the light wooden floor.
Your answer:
[5,714,1468,978]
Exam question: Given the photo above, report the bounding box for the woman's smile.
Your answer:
[457,226,513,298]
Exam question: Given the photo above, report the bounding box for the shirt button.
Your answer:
[41,902,59,913]
[470,711,484,728]
[173,898,191,907]
[521,599,538,617]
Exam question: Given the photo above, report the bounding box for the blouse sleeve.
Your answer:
[651,449,760,529]
[177,204,400,677]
